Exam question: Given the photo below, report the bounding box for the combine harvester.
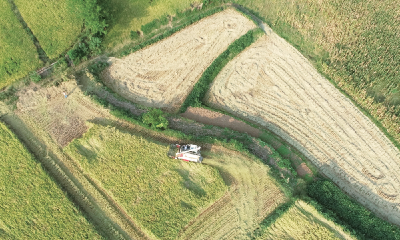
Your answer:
[168,144,203,163]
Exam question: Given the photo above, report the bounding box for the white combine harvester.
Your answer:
[168,144,203,163]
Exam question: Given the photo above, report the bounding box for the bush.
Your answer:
[308,180,400,240]
[29,71,42,83]
[142,108,169,130]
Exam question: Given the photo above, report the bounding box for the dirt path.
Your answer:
[206,30,400,225]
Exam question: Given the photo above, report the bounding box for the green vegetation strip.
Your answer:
[308,180,400,240]
[0,0,41,89]
[180,28,264,112]
[0,121,103,239]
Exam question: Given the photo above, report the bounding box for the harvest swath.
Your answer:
[65,123,227,240]
[0,0,40,88]
[178,147,288,239]
[0,121,103,239]
[14,0,84,59]
[206,30,400,225]
[258,200,355,240]
[102,9,255,112]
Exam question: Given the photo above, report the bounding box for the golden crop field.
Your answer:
[13,0,84,59]
[0,0,41,89]
[65,123,227,240]
[0,121,103,239]
[259,200,355,240]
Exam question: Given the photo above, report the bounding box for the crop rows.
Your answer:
[0,0,41,89]
[206,30,400,225]
[102,9,256,112]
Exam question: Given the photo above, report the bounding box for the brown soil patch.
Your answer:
[16,77,109,147]
[296,163,313,177]
[206,30,400,225]
[181,107,262,137]
[102,9,256,112]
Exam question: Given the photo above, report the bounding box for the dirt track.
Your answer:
[206,31,400,225]
[102,9,255,112]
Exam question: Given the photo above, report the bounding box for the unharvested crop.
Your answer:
[0,0,41,88]
[258,200,355,240]
[0,122,103,239]
[14,0,85,59]
[206,31,400,225]
[65,123,227,240]
[102,9,256,112]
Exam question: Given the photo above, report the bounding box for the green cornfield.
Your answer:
[0,121,103,239]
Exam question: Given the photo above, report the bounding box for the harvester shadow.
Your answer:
[173,168,207,198]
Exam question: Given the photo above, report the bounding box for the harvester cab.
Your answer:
[167,144,203,163]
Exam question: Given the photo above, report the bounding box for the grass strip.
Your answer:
[180,28,264,112]
[308,180,400,240]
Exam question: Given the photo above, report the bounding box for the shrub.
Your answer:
[308,180,400,240]
[142,108,169,130]
[29,71,42,83]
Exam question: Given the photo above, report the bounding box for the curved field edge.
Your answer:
[180,27,264,112]
[64,122,228,240]
[231,0,400,171]
[0,120,103,239]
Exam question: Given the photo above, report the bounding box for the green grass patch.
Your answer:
[180,28,264,112]
[13,0,85,59]
[0,121,103,239]
[0,0,41,89]
[99,0,201,47]
[65,123,227,240]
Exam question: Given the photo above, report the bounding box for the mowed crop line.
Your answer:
[206,29,400,225]
[259,200,355,240]
[102,9,256,112]
[178,147,287,240]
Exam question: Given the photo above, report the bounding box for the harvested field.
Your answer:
[102,9,256,112]
[258,200,355,240]
[206,30,400,225]
[178,146,287,239]
[16,74,108,147]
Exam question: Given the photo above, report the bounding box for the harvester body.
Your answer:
[168,144,203,163]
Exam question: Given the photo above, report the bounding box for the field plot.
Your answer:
[102,9,256,112]
[259,200,355,240]
[0,121,103,239]
[65,123,227,240]
[178,147,287,239]
[206,31,400,225]
[14,0,84,59]
[0,0,41,88]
